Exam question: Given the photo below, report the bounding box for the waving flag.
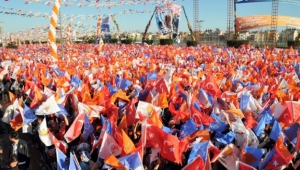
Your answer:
[69,152,81,170]
[38,118,53,146]
[182,156,205,170]
[179,118,198,139]
[64,113,85,143]
[188,141,209,164]
[82,114,94,140]
[209,113,227,133]
[56,148,68,170]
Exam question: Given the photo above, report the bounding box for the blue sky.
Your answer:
[0,0,300,34]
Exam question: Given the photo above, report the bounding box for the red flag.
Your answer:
[201,75,221,97]
[155,78,169,95]
[125,98,137,126]
[182,156,205,170]
[49,131,67,154]
[190,105,215,126]
[145,125,164,148]
[236,161,256,170]
[244,111,258,129]
[296,128,300,151]
[64,113,85,143]
[159,132,180,164]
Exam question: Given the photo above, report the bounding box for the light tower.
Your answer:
[193,0,200,42]
[227,0,234,40]
[269,0,279,46]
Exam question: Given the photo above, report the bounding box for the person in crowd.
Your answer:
[79,151,94,170]
[5,155,19,170]
[8,131,30,170]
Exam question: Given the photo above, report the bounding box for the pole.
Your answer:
[142,7,157,43]
[0,22,3,48]
[234,0,238,40]
[59,10,64,58]
[182,6,195,41]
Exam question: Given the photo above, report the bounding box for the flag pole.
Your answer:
[59,9,64,58]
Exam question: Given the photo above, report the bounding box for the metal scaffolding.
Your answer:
[193,0,200,42]
[227,0,234,40]
[269,0,279,45]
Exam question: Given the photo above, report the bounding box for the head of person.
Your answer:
[80,151,91,163]
[8,131,19,144]
[8,155,18,168]
[0,145,3,154]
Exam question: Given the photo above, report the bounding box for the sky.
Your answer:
[0,0,300,35]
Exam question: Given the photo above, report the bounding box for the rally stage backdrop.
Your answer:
[236,15,300,31]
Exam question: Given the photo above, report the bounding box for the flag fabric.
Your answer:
[56,148,68,170]
[269,120,282,141]
[214,131,236,145]
[122,129,136,154]
[236,160,256,170]
[182,156,205,170]
[49,131,67,154]
[23,104,37,124]
[179,118,198,139]
[98,131,122,159]
[35,95,61,115]
[82,114,94,140]
[188,141,209,164]
[38,118,53,146]
[117,152,144,170]
[64,113,85,143]
[209,113,227,133]
[69,152,81,170]
[104,155,127,170]
[212,144,241,170]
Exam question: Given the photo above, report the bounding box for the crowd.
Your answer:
[0,43,299,170]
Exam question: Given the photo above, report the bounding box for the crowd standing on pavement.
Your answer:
[0,43,300,170]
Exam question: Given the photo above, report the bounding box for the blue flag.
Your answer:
[188,141,209,163]
[283,123,300,145]
[101,115,113,135]
[243,141,264,168]
[179,119,198,139]
[240,94,250,111]
[57,104,70,118]
[147,72,157,81]
[209,113,227,133]
[83,114,94,140]
[214,131,235,145]
[162,126,174,134]
[106,82,118,96]
[118,152,143,170]
[23,104,37,124]
[70,76,82,88]
[118,79,132,90]
[269,120,282,141]
[56,148,68,170]
[69,152,81,170]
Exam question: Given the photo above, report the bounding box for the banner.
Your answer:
[101,16,111,39]
[236,15,300,31]
[155,3,182,42]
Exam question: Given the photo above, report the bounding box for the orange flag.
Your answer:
[10,113,23,131]
[121,130,136,154]
[149,111,163,128]
[104,155,127,170]
[157,93,168,108]
[187,130,211,142]
[8,91,16,103]
[118,114,128,134]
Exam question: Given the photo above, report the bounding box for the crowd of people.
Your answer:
[0,43,299,170]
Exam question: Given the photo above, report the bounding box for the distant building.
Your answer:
[278,29,299,42]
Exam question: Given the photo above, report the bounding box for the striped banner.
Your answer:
[48,0,61,60]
